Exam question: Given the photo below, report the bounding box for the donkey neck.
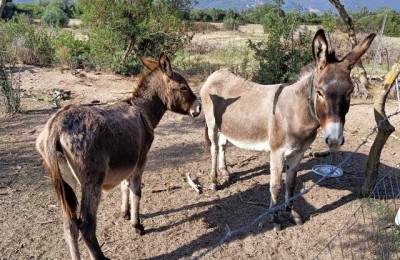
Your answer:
[130,72,169,128]
[290,72,321,131]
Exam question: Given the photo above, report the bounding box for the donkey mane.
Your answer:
[131,68,156,98]
[289,50,338,84]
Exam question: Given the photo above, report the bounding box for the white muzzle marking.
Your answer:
[189,99,201,117]
[323,122,344,150]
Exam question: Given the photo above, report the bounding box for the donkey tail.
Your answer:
[204,124,211,153]
[36,127,77,218]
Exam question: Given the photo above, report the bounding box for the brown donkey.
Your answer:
[36,52,201,260]
[201,29,375,231]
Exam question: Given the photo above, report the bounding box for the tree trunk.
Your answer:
[0,0,7,19]
[123,36,135,64]
[328,0,370,89]
[361,61,399,196]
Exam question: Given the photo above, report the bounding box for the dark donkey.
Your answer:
[36,52,201,260]
[201,29,375,231]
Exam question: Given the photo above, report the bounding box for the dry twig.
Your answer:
[238,194,268,207]
[186,172,202,194]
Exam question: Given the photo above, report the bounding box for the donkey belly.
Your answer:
[224,134,271,152]
[102,166,136,191]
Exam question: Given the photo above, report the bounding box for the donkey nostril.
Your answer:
[340,137,345,146]
[325,137,330,145]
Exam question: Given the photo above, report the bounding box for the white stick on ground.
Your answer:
[186,172,202,194]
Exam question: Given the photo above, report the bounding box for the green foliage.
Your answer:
[41,4,69,27]
[16,1,82,20]
[78,0,194,74]
[222,9,241,30]
[15,2,47,19]
[248,0,313,84]
[241,4,275,24]
[53,30,91,69]
[0,16,54,66]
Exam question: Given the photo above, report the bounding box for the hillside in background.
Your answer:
[12,0,400,13]
[195,0,399,12]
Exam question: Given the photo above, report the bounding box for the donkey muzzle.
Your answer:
[189,99,201,117]
[323,122,344,150]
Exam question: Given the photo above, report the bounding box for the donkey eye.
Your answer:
[316,90,323,98]
[180,86,189,92]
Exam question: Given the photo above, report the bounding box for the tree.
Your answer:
[328,0,371,89]
[361,61,399,196]
[248,0,313,84]
[78,0,195,74]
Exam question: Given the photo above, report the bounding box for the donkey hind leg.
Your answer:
[129,165,145,235]
[63,212,81,260]
[79,181,109,260]
[218,134,230,182]
[61,182,81,260]
[208,123,219,191]
[285,152,304,226]
[269,151,285,232]
[120,180,130,220]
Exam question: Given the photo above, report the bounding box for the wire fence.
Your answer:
[313,170,400,259]
[195,110,400,259]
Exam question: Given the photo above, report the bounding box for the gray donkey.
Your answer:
[201,29,375,231]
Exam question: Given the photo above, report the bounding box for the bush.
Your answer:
[79,0,194,75]
[248,0,313,84]
[0,16,54,66]
[53,30,91,69]
[41,5,69,27]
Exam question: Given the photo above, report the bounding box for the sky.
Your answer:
[195,0,400,13]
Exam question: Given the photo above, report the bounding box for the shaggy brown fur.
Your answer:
[36,52,201,260]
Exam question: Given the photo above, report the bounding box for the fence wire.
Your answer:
[313,170,400,260]
[195,110,400,259]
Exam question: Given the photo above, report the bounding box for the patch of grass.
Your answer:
[363,198,400,258]
[174,43,257,79]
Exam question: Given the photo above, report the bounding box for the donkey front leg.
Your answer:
[120,180,130,220]
[269,151,285,232]
[129,165,145,235]
[218,134,230,182]
[208,124,219,191]
[285,153,304,226]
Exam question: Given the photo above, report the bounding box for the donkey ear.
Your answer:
[159,52,173,78]
[139,56,159,71]
[341,33,376,70]
[312,29,329,70]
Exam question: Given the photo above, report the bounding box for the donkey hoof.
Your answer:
[209,183,218,191]
[292,214,303,226]
[294,217,303,226]
[273,223,282,232]
[133,223,145,235]
[290,210,303,226]
[121,211,130,220]
[219,169,230,180]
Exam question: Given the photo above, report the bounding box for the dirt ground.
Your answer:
[1,66,400,260]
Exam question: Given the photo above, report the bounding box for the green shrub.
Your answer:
[53,30,91,69]
[79,0,194,75]
[248,0,313,84]
[41,5,69,27]
[0,17,54,66]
